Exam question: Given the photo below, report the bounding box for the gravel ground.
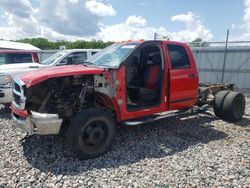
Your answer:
[0,99,249,187]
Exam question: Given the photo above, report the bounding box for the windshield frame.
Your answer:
[40,51,68,65]
[84,42,140,68]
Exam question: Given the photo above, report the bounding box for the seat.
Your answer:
[139,54,161,103]
[126,56,140,104]
[126,56,138,86]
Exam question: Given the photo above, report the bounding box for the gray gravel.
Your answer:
[0,98,250,187]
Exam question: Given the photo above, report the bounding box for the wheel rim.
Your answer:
[81,121,108,148]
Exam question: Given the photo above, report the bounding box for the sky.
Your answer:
[0,0,249,42]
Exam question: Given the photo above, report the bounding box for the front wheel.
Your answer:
[66,108,116,159]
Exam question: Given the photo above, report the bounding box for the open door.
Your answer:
[116,41,169,121]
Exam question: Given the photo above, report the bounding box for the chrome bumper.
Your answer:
[12,111,63,135]
[0,87,12,104]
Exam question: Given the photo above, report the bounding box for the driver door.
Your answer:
[115,41,169,121]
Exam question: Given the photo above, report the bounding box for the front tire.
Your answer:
[66,108,116,159]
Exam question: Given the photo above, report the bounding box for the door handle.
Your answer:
[188,73,196,78]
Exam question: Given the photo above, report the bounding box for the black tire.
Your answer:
[59,119,70,137]
[3,103,11,109]
[222,92,245,122]
[213,91,229,118]
[66,108,116,159]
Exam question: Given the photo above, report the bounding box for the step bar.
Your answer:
[123,105,209,126]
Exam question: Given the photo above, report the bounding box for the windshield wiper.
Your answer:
[82,61,103,68]
[83,61,95,65]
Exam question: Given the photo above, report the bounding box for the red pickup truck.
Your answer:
[11,40,245,159]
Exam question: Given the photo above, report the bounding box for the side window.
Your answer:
[0,54,6,65]
[167,44,190,69]
[6,53,33,64]
[59,52,87,65]
[71,52,87,64]
[91,51,98,56]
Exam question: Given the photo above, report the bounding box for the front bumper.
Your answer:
[0,87,12,104]
[12,110,63,135]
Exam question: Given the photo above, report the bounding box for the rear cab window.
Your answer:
[167,44,190,69]
[0,53,33,65]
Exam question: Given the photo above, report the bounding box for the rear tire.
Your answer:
[213,91,229,118]
[222,92,245,122]
[66,108,116,159]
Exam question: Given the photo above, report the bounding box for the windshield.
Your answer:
[85,43,139,67]
[40,51,68,65]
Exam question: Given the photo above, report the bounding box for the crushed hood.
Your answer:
[19,65,105,88]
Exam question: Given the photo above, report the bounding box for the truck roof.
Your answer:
[117,40,187,46]
[0,40,41,51]
[0,50,39,53]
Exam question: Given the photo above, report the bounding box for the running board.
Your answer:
[123,109,192,126]
[123,105,209,126]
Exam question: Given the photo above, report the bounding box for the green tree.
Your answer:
[15,38,114,50]
[190,38,210,47]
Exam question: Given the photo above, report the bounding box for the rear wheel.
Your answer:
[222,92,245,122]
[66,108,116,159]
[213,91,229,118]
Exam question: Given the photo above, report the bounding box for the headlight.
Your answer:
[0,74,13,86]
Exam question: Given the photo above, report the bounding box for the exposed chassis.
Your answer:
[198,83,234,106]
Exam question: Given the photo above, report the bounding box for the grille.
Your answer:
[13,92,21,105]
[14,83,21,93]
[13,79,26,110]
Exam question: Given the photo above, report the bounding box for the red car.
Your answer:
[12,40,245,159]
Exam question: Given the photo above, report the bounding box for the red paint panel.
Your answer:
[169,69,198,100]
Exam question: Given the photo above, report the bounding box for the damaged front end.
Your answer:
[12,71,118,135]
[12,76,67,135]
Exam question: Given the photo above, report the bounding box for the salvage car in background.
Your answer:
[0,50,40,65]
[0,49,100,105]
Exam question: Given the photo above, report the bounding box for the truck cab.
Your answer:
[118,40,198,120]
[11,40,245,159]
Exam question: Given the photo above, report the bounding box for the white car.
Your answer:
[0,49,100,105]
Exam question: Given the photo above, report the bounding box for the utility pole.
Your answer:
[154,33,157,40]
[221,29,229,83]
